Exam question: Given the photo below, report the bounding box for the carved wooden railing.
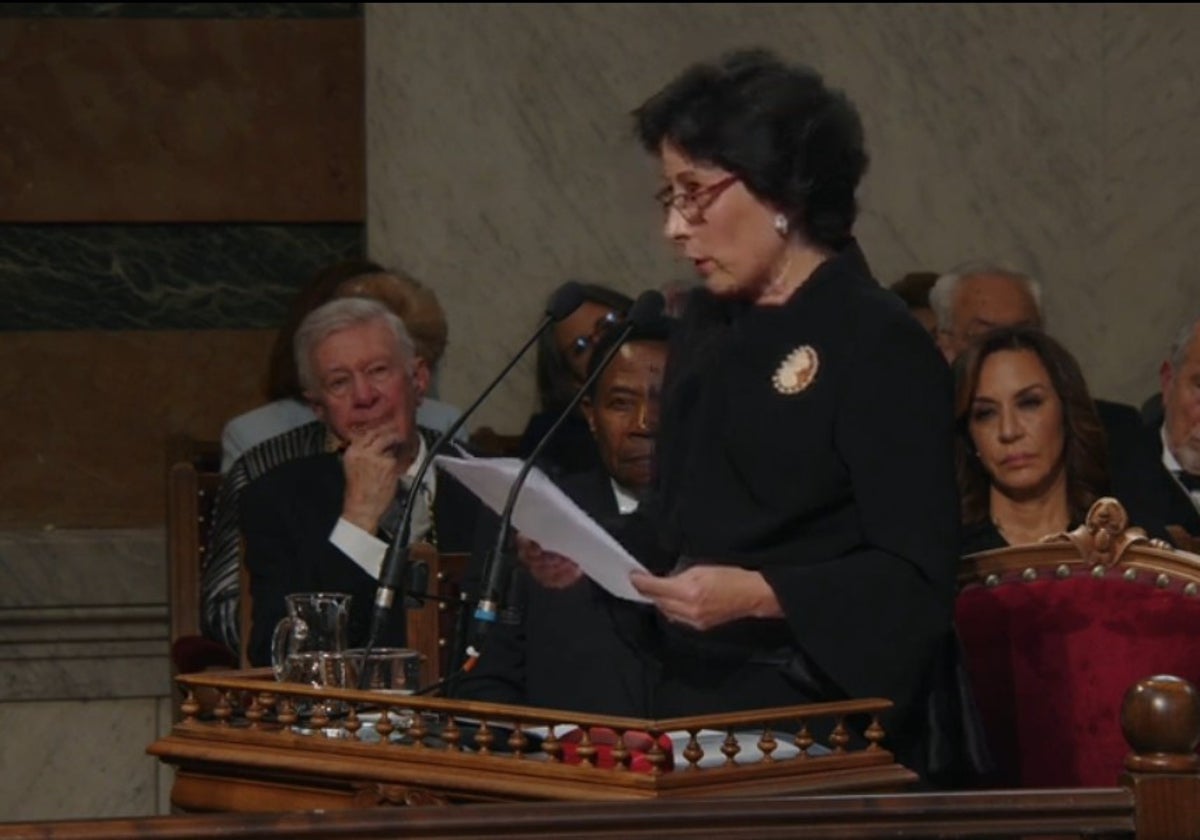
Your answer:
[2,674,1198,839]
[146,666,913,810]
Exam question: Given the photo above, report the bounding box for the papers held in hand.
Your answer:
[433,456,650,603]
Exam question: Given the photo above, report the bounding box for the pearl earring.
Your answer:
[773,213,789,237]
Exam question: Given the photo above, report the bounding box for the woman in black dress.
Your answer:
[625,49,961,772]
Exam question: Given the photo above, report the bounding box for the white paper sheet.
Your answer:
[434,455,650,603]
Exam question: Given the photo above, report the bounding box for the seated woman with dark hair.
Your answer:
[517,282,634,477]
[955,326,1111,553]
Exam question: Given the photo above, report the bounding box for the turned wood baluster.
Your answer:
[507,723,529,758]
[829,715,850,753]
[473,719,494,755]
[442,716,462,752]
[343,706,362,739]
[682,729,703,770]
[244,693,264,729]
[721,728,741,765]
[213,690,234,726]
[864,714,886,751]
[257,691,277,723]
[310,702,330,730]
[644,729,669,775]
[277,696,298,729]
[406,709,427,746]
[794,719,813,758]
[180,688,200,722]
[758,727,777,762]
[542,724,562,763]
[374,708,394,743]
[574,728,598,768]
[610,728,630,771]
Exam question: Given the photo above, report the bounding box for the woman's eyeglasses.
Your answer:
[655,175,739,224]
[569,310,624,358]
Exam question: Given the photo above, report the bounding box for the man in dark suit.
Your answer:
[241,297,478,667]
[453,318,672,716]
[1149,317,1200,536]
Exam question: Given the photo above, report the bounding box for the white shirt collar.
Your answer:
[1162,424,1200,502]
[1162,424,1186,474]
[405,433,428,485]
[610,479,640,515]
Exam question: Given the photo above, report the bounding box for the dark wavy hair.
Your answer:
[633,48,868,250]
[953,326,1109,526]
[535,282,633,411]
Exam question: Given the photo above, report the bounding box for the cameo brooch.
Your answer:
[772,345,819,395]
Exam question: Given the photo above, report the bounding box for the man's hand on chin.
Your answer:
[341,427,407,532]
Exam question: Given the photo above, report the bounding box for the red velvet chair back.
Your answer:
[956,497,1200,788]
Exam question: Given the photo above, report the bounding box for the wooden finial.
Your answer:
[1121,675,1200,774]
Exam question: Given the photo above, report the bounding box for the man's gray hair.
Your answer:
[294,297,416,394]
[1168,315,1200,370]
[928,260,1045,331]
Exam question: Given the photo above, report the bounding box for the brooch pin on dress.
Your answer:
[772,345,819,395]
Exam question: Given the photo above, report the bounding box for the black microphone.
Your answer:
[470,290,667,643]
[359,281,586,663]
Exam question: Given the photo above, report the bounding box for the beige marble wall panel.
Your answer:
[1094,5,1200,400]
[0,19,364,222]
[0,698,160,820]
[0,528,163,607]
[367,4,1200,424]
[0,528,169,702]
[0,329,274,527]
[0,528,172,819]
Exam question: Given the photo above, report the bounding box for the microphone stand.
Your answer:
[469,291,666,650]
[355,282,585,688]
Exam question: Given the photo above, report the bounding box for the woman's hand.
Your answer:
[515,534,583,589]
[629,565,783,630]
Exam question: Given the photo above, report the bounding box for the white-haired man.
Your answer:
[1153,317,1200,536]
[928,261,1043,364]
[240,297,479,667]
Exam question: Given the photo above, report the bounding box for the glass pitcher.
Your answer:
[271,592,351,680]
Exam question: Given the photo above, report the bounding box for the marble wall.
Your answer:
[0,4,364,825]
[0,9,364,528]
[366,4,1200,431]
[0,528,172,821]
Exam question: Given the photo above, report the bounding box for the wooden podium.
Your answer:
[149,668,917,812]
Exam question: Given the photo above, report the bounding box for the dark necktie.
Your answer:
[1178,471,1200,493]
